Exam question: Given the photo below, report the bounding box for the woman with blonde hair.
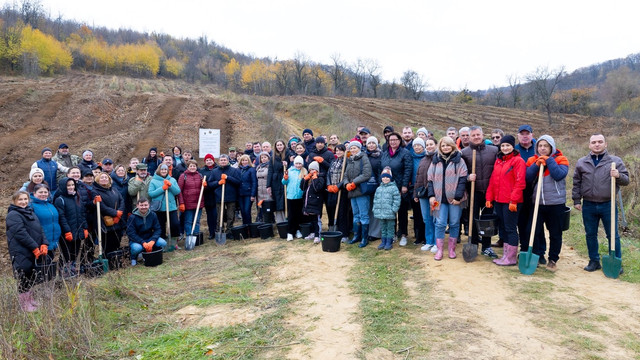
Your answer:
[237,154,257,225]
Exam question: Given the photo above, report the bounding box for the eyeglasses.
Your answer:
[492,136,501,139]
[389,138,400,142]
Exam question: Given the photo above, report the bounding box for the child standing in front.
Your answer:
[282,156,306,241]
[301,161,325,243]
[372,168,401,250]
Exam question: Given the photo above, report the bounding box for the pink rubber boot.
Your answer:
[493,243,507,264]
[448,237,457,259]
[434,238,444,261]
[19,291,37,312]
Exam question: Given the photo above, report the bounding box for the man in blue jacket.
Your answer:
[127,197,165,265]
[209,155,241,234]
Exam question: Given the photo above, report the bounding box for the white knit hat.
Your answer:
[294,155,304,165]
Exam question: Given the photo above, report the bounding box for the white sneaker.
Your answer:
[131,259,137,266]
[420,244,432,251]
[286,233,293,241]
[295,230,303,239]
[305,233,316,240]
[341,237,348,243]
[399,236,408,246]
[430,245,438,253]
[313,237,321,244]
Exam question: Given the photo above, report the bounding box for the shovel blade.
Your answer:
[185,235,196,250]
[94,258,109,274]
[215,232,226,245]
[462,243,478,262]
[518,249,539,275]
[602,252,622,279]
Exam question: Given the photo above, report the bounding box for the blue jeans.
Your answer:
[183,209,203,236]
[130,237,167,258]
[419,198,436,245]
[583,200,621,261]
[238,196,253,225]
[351,195,370,225]
[434,202,462,239]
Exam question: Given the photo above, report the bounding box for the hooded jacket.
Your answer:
[54,177,88,241]
[306,145,334,176]
[30,194,61,250]
[126,208,162,245]
[148,172,180,212]
[6,204,48,271]
[413,150,435,198]
[486,150,526,204]
[282,166,304,200]
[525,135,570,206]
[341,151,372,199]
[373,180,401,220]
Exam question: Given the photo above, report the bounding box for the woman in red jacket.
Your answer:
[486,135,525,266]
[178,160,205,237]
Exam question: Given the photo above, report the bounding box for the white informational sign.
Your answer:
[199,128,220,158]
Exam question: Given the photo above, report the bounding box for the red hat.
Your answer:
[204,154,215,161]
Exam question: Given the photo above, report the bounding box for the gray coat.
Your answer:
[572,150,629,205]
[341,151,372,199]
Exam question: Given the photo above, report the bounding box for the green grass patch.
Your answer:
[618,333,640,359]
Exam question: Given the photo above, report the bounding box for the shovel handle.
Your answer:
[96,197,103,257]
[190,175,206,235]
[219,182,225,231]
[611,162,616,253]
[528,165,545,248]
[165,189,171,239]
[468,150,476,241]
[334,150,349,221]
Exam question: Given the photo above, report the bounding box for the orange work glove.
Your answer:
[40,245,48,256]
[283,173,289,180]
[84,229,89,238]
[162,179,171,190]
[311,172,318,180]
[64,232,73,241]
[202,179,207,187]
[535,156,548,166]
[431,201,440,211]
[159,151,165,158]
[304,173,312,181]
[179,204,185,212]
[327,185,339,193]
[116,210,123,218]
[346,182,356,191]
[509,203,518,212]
[113,216,121,224]
[221,174,227,180]
[258,200,264,207]
[93,195,102,204]
[32,247,42,259]
[218,179,226,185]
[313,156,323,163]
[485,201,493,208]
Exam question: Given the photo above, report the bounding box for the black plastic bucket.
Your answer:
[276,221,289,239]
[106,250,124,270]
[195,233,204,246]
[321,231,342,252]
[230,225,249,240]
[263,200,275,223]
[249,222,264,238]
[300,223,312,238]
[475,213,498,237]
[142,249,163,267]
[34,256,57,283]
[258,224,274,239]
[80,262,104,278]
[562,206,571,231]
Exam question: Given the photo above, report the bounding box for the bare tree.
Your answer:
[292,51,308,95]
[366,59,381,98]
[490,86,505,107]
[352,58,367,97]
[508,74,521,108]
[526,66,565,124]
[401,69,427,100]
[273,60,294,95]
[20,0,43,29]
[330,53,346,95]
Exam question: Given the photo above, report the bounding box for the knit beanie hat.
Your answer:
[294,155,304,165]
[348,141,362,150]
[29,168,45,180]
[308,161,320,172]
[416,127,428,137]
[259,151,271,159]
[413,138,426,149]
[41,147,52,155]
[303,128,313,136]
[204,153,215,161]
[83,150,93,158]
[381,167,393,179]
[383,125,394,133]
[366,136,379,146]
[500,135,516,147]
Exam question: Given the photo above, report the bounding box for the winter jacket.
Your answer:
[148,173,180,212]
[110,173,129,205]
[525,143,569,206]
[366,147,383,182]
[413,151,435,198]
[515,139,537,162]
[199,165,217,206]
[427,151,468,206]
[256,163,272,203]
[267,155,286,211]
[6,204,48,272]
[373,181,401,220]
[178,171,205,210]
[172,162,187,182]
[54,178,88,241]
[302,176,325,215]
[282,167,304,200]
[238,165,258,197]
[208,165,241,203]
[128,175,152,200]
[380,146,412,190]
[126,208,162,245]
[30,194,61,250]
[306,145,334,176]
[142,156,161,176]
[91,182,126,231]
[486,150,526,204]
[572,150,630,205]
[410,149,426,187]
[303,137,316,155]
[341,151,372,199]
[52,152,80,182]
[32,158,62,193]
[78,159,98,176]
[461,142,498,192]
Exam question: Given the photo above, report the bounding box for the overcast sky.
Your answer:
[11,0,640,90]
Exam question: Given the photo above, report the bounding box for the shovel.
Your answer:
[463,149,478,262]
[602,162,622,279]
[329,150,348,232]
[215,182,227,245]
[93,198,109,273]
[519,164,544,275]
[163,189,175,252]
[186,175,206,250]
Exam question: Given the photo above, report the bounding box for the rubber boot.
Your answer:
[434,238,444,260]
[493,243,508,264]
[496,244,517,266]
[348,222,361,244]
[377,237,386,250]
[448,237,457,259]
[358,224,370,248]
[384,237,393,251]
[19,291,37,312]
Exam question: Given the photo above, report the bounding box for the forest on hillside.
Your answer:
[2,0,640,123]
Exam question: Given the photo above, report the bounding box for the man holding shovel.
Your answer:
[573,134,629,274]
[209,155,241,237]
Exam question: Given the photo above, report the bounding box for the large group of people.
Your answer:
[5,125,630,312]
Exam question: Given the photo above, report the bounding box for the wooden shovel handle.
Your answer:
[611,162,616,253]
[96,198,103,256]
[334,150,349,221]
[190,175,206,235]
[528,165,545,248]
[468,150,476,237]
[219,183,225,231]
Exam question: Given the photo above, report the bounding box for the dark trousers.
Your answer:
[238,196,253,225]
[532,203,565,262]
[204,204,217,237]
[518,187,534,251]
[326,189,351,236]
[470,191,492,250]
[216,202,236,232]
[100,229,123,255]
[287,198,304,233]
[59,237,82,263]
[155,210,180,239]
[495,202,520,247]
[15,267,36,293]
[396,192,411,237]
[410,198,425,243]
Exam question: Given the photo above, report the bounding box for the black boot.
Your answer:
[358,224,370,248]
[584,260,601,272]
[348,222,361,244]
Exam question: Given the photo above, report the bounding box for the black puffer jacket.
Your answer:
[55,177,88,241]
[302,176,325,215]
[306,145,334,176]
[366,147,382,181]
[461,142,498,192]
[6,204,48,272]
[267,155,285,211]
[199,165,217,206]
[380,146,412,190]
[91,182,125,231]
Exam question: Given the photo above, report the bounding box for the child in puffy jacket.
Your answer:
[301,161,325,243]
[372,168,401,250]
[282,156,306,240]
